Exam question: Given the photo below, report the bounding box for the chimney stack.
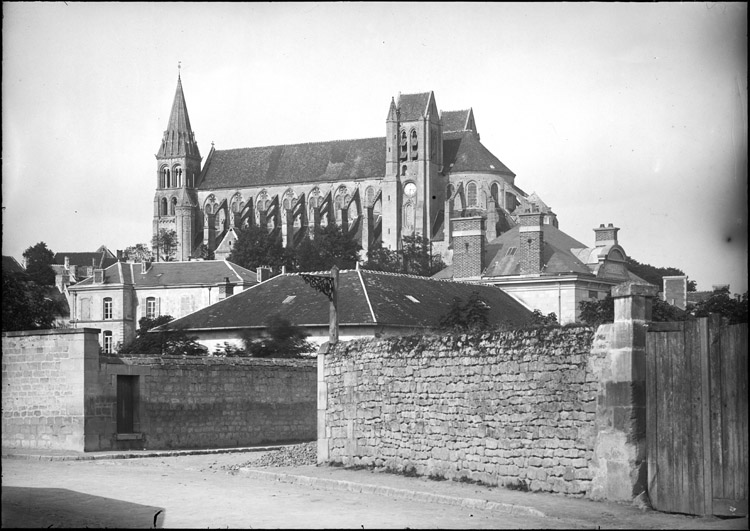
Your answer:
[594,223,620,247]
[451,216,485,279]
[218,276,234,300]
[64,256,70,269]
[661,275,687,310]
[519,211,545,275]
[141,260,152,274]
[256,267,272,282]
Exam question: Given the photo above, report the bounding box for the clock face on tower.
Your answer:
[404,182,417,197]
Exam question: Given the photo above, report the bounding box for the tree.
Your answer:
[529,309,559,326]
[690,288,748,324]
[195,243,215,261]
[152,229,179,262]
[243,313,316,358]
[626,257,697,292]
[228,224,287,274]
[579,295,689,326]
[292,224,361,272]
[123,243,153,263]
[364,235,446,277]
[119,315,207,355]
[2,269,65,331]
[438,291,491,333]
[22,241,55,286]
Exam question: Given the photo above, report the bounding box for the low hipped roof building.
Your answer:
[157,268,534,350]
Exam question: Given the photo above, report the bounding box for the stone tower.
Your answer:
[382,92,444,250]
[153,72,202,261]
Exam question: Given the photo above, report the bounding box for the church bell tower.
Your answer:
[153,68,202,261]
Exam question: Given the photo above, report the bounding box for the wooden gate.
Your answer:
[646,315,748,516]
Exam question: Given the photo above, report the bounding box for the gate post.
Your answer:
[590,281,658,502]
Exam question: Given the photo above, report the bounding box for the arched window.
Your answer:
[103,298,113,320]
[102,331,113,354]
[160,167,168,188]
[401,165,407,177]
[410,129,418,160]
[400,130,408,159]
[170,197,177,215]
[165,169,171,188]
[467,182,478,207]
[431,127,437,158]
[145,297,157,319]
[174,167,182,188]
[231,194,242,213]
[160,197,168,216]
[365,186,375,207]
[215,209,225,231]
[491,183,499,204]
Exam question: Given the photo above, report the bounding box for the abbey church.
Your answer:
[153,74,553,263]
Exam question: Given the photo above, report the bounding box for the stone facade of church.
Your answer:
[152,75,550,263]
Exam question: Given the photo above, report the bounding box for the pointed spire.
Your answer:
[158,70,201,159]
[386,96,399,122]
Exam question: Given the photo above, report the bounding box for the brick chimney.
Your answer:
[451,216,485,279]
[256,267,272,282]
[218,277,234,300]
[594,223,620,247]
[518,211,545,275]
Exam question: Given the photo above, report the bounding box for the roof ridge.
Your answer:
[360,268,494,285]
[214,136,385,153]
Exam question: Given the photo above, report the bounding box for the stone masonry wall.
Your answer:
[2,329,100,451]
[323,326,605,496]
[88,355,317,451]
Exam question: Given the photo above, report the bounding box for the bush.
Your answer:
[243,314,316,358]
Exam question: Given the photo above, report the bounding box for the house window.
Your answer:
[103,331,113,354]
[146,297,157,319]
[467,182,478,207]
[103,297,113,320]
[589,290,599,299]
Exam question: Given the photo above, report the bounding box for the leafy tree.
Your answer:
[529,309,559,326]
[118,315,207,355]
[22,241,55,286]
[123,243,153,263]
[626,257,697,292]
[690,288,748,324]
[364,235,446,277]
[1,270,65,331]
[228,223,287,274]
[152,229,179,262]
[292,224,361,272]
[438,291,491,333]
[195,243,215,260]
[243,313,316,358]
[579,296,615,327]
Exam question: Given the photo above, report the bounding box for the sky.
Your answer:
[2,2,747,293]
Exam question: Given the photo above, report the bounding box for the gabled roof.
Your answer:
[70,260,257,289]
[441,109,476,133]
[2,255,25,275]
[157,74,200,159]
[443,131,515,176]
[52,249,118,270]
[159,269,533,332]
[198,137,386,189]
[397,92,433,121]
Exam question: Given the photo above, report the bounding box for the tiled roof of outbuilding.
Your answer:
[70,260,257,289]
[198,137,387,189]
[442,131,515,176]
[159,269,533,332]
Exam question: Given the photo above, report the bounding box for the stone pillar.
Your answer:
[317,343,330,464]
[590,281,658,502]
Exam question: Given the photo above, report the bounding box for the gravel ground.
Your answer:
[222,441,317,472]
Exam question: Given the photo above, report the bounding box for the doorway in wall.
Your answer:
[116,375,138,433]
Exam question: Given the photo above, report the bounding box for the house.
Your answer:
[156,267,534,352]
[67,260,257,352]
[51,245,118,289]
[435,211,650,324]
[151,72,552,263]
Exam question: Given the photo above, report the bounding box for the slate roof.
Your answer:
[442,131,515,176]
[397,92,432,121]
[2,255,25,275]
[52,249,118,270]
[158,269,533,332]
[70,260,257,289]
[198,138,387,189]
[441,110,473,132]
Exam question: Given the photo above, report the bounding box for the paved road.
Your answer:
[1,453,578,529]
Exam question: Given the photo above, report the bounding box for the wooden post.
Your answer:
[329,265,339,345]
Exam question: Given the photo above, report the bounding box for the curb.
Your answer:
[1,445,286,462]
[238,468,547,518]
